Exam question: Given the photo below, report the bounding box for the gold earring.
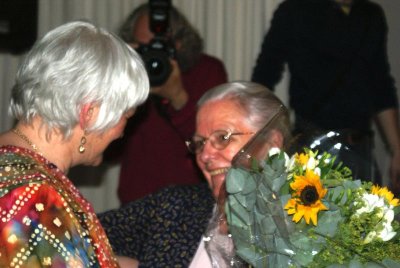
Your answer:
[79,135,87,153]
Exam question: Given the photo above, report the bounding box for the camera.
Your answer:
[137,0,175,87]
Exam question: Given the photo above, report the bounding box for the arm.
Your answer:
[0,183,115,267]
[163,55,228,140]
[251,1,291,89]
[117,255,139,268]
[375,108,400,192]
[97,198,151,259]
[369,5,400,192]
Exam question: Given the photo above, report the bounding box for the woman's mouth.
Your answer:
[209,167,229,176]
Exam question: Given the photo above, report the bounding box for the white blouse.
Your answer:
[189,238,213,268]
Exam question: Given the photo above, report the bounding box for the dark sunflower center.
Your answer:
[300,186,319,205]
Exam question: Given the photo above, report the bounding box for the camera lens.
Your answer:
[148,58,165,76]
[140,45,172,87]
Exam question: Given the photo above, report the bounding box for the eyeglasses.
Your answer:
[185,130,254,154]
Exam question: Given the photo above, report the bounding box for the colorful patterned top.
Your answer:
[0,145,119,268]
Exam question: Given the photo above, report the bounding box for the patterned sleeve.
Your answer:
[0,182,101,267]
[98,194,154,258]
[98,184,216,267]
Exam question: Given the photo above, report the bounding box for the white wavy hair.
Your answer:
[9,21,150,138]
[198,82,288,127]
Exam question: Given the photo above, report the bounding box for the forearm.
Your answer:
[98,205,145,258]
[375,108,400,155]
[169,86,188,110]
[117,256,139,268]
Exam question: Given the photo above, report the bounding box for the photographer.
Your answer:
[106,2,227,204]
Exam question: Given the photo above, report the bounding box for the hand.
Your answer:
[217,181,229,235]
[116,255,139,268]
[151,59,188,110]
[390,151,400,196]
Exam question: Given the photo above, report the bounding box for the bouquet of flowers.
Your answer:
[225,147,400,267]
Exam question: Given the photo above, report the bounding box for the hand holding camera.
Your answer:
[150,59,188,110]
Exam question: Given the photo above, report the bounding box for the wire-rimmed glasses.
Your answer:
[185,130,254,154]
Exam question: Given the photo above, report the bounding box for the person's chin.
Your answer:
[86,155,103,167]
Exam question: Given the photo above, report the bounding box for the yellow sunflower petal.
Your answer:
[311,204,323,225]
[372,185,400,207]
[302,206,312,224]
[284,198,296,208]
[284,199,297,215]
[293,209,305,223]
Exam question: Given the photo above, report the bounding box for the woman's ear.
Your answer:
[255,129,284,160]
[232,128,285,169]
[268,129,284,149]
[79,103,94,129]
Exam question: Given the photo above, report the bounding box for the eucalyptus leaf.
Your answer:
[314,210,342,237]
[236,246,264,267]
[381,258,400,268]
[245,190,257,211]
[227,196,249,227]
[362,262,388,268]
[271,173,288,193]
[242,175,257,195]
[226,168,247,194]
[258,213,276,235]
[233,192,248,210]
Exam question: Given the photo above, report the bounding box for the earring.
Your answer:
[78,135,87,153]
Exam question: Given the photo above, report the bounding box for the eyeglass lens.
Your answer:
[187,130,253,154]
[187,130,229,153]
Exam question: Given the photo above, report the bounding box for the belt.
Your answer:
[334,129,372,145]
[292,128,373,147]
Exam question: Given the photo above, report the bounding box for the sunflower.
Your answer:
[284,169,328,225]
[371,185,400,207]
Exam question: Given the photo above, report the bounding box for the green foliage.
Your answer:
[225,149,400,268]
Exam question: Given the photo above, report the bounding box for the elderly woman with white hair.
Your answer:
[0,21,149,267]
[99,81,291,267]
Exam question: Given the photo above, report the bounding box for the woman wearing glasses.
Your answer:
[98,81,291,267]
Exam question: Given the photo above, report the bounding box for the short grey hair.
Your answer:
[9,21,150,138]
[198,81,291,148]
[119,3,203,72]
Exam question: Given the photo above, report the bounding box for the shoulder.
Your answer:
[198,54,224,65]
[275,0,307,11]
[1,181,56,207]
[147,184,215,225]
[357,0,385,16]
[101,183,214,219]
[185,54,227,83]
[192,54,226,72]
[154,183,214,208]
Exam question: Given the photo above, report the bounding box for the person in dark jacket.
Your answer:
[252,0,400,191]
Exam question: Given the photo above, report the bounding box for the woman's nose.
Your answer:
[198,140,219,163]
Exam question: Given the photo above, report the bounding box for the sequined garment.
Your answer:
[0,145,119,268]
